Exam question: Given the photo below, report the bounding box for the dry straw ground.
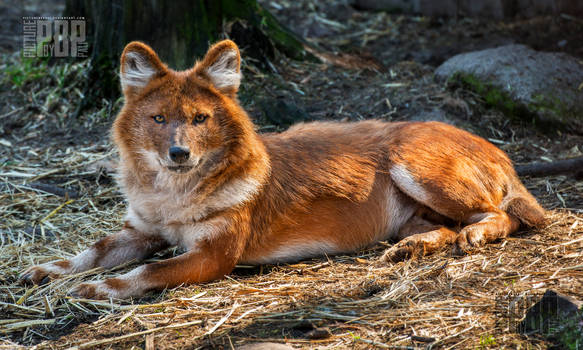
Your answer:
[1,1,583,349]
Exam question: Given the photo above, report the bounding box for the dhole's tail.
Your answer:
[501,186,547,227]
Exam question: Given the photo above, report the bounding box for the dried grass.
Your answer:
[1,115,582,348]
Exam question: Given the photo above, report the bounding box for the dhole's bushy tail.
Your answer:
[502,186,547,227]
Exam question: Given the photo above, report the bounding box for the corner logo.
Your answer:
[23,17,88,58]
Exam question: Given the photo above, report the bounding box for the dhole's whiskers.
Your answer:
[136,148,204,195]
[139,149,201,174]
[163,151,202,173]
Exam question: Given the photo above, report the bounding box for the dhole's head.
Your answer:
[113,40,262,185]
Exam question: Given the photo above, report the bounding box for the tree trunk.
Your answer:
[64,0,310,103]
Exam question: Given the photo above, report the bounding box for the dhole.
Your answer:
[21,40,546,299]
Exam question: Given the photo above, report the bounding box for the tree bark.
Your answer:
[64,0,311,102]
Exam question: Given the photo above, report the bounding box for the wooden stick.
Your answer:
[515,156,583,177]
[27,182,81,199]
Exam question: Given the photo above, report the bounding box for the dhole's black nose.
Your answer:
[169,146,190,163]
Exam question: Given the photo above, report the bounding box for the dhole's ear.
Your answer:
[196,40,241,95]
[120,41,167,93]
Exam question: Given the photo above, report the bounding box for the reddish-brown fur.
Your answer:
[20,40,546,299]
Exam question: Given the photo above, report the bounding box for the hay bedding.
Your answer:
[1,186,582,350]
[1,74,582,350]
[1,2,583,349]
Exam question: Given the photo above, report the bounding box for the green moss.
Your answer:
[256,5,311,61]
[449,72,582,132]
[221,0,315,61]
[3,56,48,87]
[527,93,579,124]
[450,72,530,122]
[545,312,583,350]
[478,334,497,349]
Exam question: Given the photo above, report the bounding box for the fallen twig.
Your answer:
[26,182,81,199]
[515,156,583,177]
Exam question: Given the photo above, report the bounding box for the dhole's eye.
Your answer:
[193,113,208,125]
[153,115,166,124]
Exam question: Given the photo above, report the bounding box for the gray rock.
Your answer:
[434,44,583,131]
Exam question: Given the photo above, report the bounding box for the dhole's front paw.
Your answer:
[381,239,419,263]
[20,265,62,285]
[69,282,107,299]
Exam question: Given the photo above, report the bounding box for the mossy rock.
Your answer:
[435,44,583,133]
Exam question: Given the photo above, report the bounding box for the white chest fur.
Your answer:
[121,173,260,250]
[125,201,227,250]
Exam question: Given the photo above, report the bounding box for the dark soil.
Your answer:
[266,0,583,66]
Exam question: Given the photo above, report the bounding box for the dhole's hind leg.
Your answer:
[381,216,458,263]
[454,209,520,255]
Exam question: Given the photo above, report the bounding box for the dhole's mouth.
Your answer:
[167,165,194,173]
[140,150,201,174]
